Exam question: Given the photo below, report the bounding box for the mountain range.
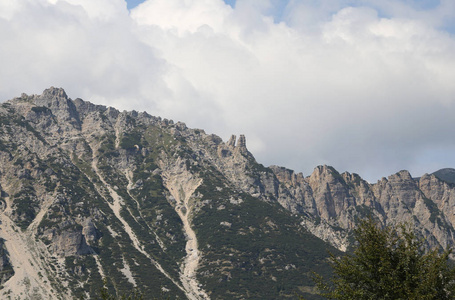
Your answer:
[0,87,454,299]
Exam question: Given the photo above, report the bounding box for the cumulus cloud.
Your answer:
[1,0,455,181]
[0,0,168,111]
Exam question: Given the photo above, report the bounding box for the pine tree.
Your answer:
[312,218,455,299]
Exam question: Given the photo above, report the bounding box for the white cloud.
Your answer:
[132,0,232,34]
[0,0,168,111]
[1,0,455,181]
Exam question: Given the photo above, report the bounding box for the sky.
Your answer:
[1,0,455,182]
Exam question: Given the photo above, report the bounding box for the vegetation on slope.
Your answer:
[312,218,455,299]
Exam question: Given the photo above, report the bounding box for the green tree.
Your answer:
[312,218,455,300]
[97,278,143,300]
[96,278,170,300]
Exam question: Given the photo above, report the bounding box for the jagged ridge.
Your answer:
[0,87,338,300]
[1,87,455,299]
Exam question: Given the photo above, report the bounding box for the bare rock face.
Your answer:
[82,218,99,244]
[269,165,317,216]
[266,165,455,252]
[419,174,455,229]
[35,87,81,130]
[235,134,248,155]
[49,230,92,256]
[227,134,236,147]
[308,166,353,221]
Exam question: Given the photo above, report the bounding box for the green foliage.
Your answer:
[97,278,172,300]
[312,218,455,300]
[432,168,455,185]
[0,139,7,152]
[192,167,335,299]
[120,131,142,150]
[98,278,144,300]
[12,186,39,230]
[0,238,14,280]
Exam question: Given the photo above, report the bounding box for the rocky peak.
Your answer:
[234,134,248,156]
[391,170,414,181]
[35,87,81,129]
[269,165,305,187]
[237,134,246,148]
[308,165,344,187]
[227,134,236,147]
[39,86,68,100]
[73,97,108,119]
[419,173,453,204]
[218,134,250,159]
[341,171,359,183]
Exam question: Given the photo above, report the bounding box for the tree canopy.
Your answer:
[312,218,455,300]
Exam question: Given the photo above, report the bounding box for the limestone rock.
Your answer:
[267,165,455,252]
[35,86,81,130]
[50,230,92,256]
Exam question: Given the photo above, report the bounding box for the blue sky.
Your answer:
[1,0,455,181]
[126,0,146,10]
[127,0,294,24]
[126,0,237,9]
[125,0,455,33]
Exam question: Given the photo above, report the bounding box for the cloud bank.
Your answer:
[1,0,455,181]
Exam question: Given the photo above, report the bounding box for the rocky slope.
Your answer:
[0,87,455,299]
[0,88,335,299]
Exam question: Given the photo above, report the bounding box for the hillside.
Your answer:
[0,88,336,299]
[1,87,455,299]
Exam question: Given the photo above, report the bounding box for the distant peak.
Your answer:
[395,170,412,177]
[432,168,455,184]
[433,168,455,174]
[41,87,68,100]
[314,165,336,174]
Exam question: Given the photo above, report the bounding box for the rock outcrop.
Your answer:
[265,165,455,252]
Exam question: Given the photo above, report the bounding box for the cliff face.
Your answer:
[1,87,454,299]
[270,165,455,252]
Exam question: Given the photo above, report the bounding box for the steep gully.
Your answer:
[0,197,70,299]
[161,157,210,300]
[113,122,209,299]
[90,157,184,288]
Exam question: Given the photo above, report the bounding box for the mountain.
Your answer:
[275,165,455,252]
[1,87,455,299]
[432,168,455,184]
[0,88,336,299]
